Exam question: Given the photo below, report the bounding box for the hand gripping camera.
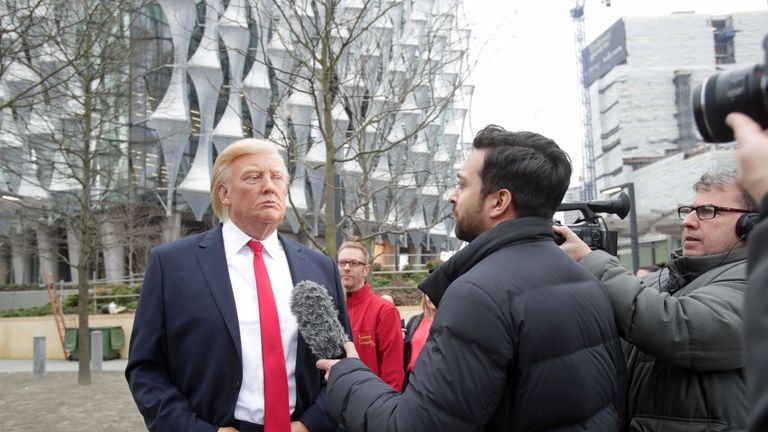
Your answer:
[554,192,631,256]
[693,35,768,143]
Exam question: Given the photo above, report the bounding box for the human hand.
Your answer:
[553,224,592,262]
[291,421,309,432]
[727,112,768,202]
[217,427,238,432]
[316,342,359,381]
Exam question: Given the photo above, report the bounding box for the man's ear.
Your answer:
[489,189,514,218]
[217,183,230,206]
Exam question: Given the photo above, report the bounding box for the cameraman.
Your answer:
[727,112,768,432]
[555,169,756,431]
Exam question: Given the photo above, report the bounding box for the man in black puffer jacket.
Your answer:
[318,125,627,431]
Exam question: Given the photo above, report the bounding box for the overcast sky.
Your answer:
[462,0,768,183]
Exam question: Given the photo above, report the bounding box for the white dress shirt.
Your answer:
[222,220,299,424]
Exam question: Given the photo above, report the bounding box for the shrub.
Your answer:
[375,288,422,306]
[61,284,142,312]
[0,305,51,317]
[372,276,392,287]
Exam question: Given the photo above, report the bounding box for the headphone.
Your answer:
[736,212,759,239]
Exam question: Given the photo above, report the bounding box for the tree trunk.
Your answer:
[77,265,90,385]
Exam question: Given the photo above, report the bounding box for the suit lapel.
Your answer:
[280,235,311,376]
[198,225,242,361]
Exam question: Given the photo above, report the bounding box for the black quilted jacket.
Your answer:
[326,217,627,431]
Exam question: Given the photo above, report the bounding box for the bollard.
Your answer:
[33,336,46,379]
[91,330,103,372]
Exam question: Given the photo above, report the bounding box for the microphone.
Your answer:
[290,280,349,359]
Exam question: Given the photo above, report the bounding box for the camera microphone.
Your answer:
[290,280,349,360]
[555,192,630,255]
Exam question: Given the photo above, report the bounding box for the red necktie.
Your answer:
[247,240,291,431]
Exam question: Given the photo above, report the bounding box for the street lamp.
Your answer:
[601,182,639,274]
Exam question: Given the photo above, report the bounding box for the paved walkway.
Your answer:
[0,359,147,431]
[1,306,422,431]
[0,358,128,373]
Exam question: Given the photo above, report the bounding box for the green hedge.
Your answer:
[0,305,52,317]
[0,284,142,317]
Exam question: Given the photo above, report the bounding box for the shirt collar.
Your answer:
[222,220,282,259]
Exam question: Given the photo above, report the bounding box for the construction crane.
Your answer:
[570,0,610,201]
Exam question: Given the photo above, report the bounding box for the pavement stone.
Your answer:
[0,305,423,431]
[0,368,146,432]
[0,359,128,373]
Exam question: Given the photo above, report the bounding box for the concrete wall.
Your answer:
[0,314,134,360]
[0,291,50,312]
[0,289,78,312]
[0,307,423,360]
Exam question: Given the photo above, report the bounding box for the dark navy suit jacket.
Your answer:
[126,225,350,431]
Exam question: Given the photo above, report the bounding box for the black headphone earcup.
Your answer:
[736,213,759,239]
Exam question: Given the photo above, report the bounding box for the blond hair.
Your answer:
[337,241,369,262]
[210,138,289,220]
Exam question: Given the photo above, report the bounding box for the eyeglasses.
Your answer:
[677,205,751,220]
[337,259,366,268]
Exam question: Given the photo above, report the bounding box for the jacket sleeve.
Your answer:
[297,259,350,432]
[125,249,217,432]
[375,305,405,390]
[581,250,745,371]
[745,216,768,431]
[326,280,510,432]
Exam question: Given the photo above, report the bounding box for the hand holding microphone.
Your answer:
[316,342,358,381]
[290,280,358,380]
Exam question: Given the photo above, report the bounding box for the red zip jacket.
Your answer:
[346,282,405,390]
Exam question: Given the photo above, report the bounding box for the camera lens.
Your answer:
[693,64,768,143]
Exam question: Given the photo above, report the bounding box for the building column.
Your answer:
[162,212,181,243]
[407,243,422,267]
[11,227,29,284]
[66,226,80,284]
[0,243,10,285]
[36,223,59,283]
[100,221,125,282]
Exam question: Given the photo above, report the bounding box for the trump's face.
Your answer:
[218,152,288,239]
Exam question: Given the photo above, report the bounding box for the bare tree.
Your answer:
[0,0,155,385]
[256,0,474,256]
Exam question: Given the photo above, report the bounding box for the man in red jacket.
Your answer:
[337,241,404,390]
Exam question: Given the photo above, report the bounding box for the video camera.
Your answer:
[692,35,768,143]
[553,192,631,256]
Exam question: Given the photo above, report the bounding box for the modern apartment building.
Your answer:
[577,10,768,267]
[0,0,473,285]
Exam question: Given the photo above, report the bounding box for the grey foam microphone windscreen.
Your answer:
[290,280,349,359]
